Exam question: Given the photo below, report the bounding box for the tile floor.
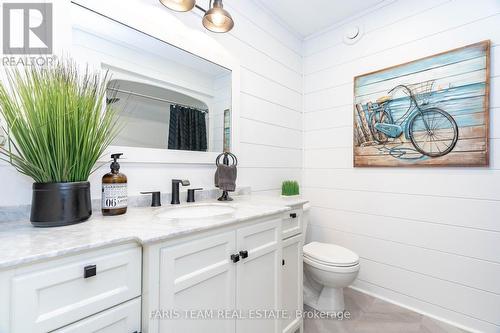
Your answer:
[304,288,469,333]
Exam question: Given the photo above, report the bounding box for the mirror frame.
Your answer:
[70,0,240,165]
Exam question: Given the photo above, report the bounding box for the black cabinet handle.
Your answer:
[239,250,248,259]
[230,254,240,263]
[84,265,96,279]
[290,213,297,218]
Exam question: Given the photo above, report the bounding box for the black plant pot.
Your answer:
[30,181,92,227]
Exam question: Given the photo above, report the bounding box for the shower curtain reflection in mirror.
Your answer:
[168,105,208,152]
[106,79,229,153]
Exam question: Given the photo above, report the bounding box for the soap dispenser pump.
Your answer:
[102,153,127,216]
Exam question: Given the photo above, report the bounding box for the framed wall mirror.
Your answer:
[70,2,238,164]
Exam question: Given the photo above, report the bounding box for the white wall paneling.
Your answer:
[303,0,500,331]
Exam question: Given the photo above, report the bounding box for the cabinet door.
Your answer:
[159,231,236,333]
[236,219,282,333]
[52,297,141,333]
[281,235,303,333]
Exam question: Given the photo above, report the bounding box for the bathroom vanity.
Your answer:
[0,196,306,333]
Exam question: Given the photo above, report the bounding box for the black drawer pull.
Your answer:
[230,254,240,263]
[290,213,297,218]
[239,250,248,259]
[84,265,96,279]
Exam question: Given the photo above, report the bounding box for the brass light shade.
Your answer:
[159,0,195,12]
[202,0,234,33]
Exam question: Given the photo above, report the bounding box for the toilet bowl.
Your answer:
[301,204,360,313]
[303,242,360,312]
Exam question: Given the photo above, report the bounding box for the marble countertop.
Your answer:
[0,194,307,270]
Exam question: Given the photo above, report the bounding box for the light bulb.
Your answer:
[211,13,225,26]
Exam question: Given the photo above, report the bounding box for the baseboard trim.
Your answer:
[348,284,481,333]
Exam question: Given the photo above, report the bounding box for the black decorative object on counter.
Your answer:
[215,152,237,201]
[30,182,92,227]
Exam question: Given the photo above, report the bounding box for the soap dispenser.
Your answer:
[102,153,127,216]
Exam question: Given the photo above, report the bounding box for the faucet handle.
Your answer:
[172,179,190,186]
[187,188,203,203]
[140,191,161,207]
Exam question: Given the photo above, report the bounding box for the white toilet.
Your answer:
[302,205,360,312]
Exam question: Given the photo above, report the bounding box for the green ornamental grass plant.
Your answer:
[282,180,299,196]
[0,61,120,184]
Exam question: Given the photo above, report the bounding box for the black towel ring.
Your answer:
[216,152,238,167]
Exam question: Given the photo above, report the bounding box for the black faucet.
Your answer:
[171,179,190,204]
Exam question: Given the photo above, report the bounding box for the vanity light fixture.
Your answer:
[159,0,234,33]
[159,0,195,12]
[201,0,234,33]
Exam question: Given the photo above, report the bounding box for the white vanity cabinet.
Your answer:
[143,206,305,333]
[282,208,303,240]
[0,243,142,333]
[0,202,306,333]
[143,217,283,333]
[156,230,237,333]
[281,207,304,333]
[236,219,282,333]
[281,234,303,333]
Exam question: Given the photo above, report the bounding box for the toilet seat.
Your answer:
[303,256,360,273]
[303,242,359,267]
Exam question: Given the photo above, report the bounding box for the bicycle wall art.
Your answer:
[353,41,490,167]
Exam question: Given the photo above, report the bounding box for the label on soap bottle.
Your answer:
[102,183,128,209]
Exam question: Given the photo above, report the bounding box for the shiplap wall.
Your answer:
[302,0,500,332]
[0,0,303,206]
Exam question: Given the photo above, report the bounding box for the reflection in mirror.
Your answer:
[71,6,232,153]
[107,80,210,151]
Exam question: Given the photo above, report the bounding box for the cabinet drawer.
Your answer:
[53,297,141,333]
[11,244,141,333]
[282,209,302,239]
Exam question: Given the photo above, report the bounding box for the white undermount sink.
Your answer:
[156,203,236,220]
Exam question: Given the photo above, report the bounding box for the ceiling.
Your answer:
[257,0,385,38]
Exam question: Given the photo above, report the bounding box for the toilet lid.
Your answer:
[303,242,359,267]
